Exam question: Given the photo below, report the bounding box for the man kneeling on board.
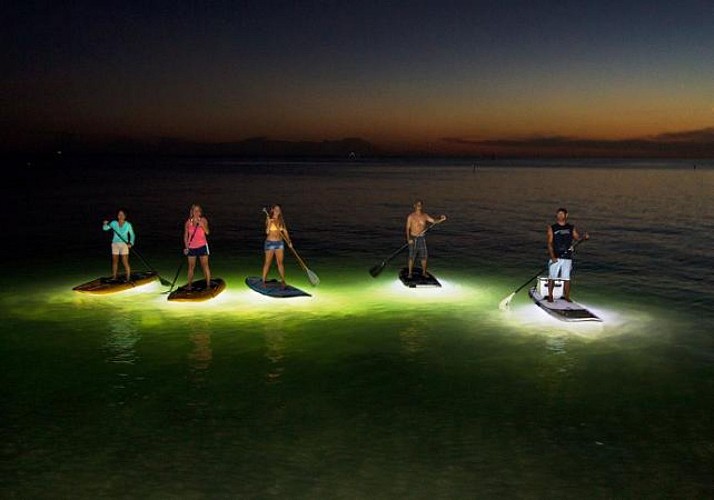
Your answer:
[546,207,589,302]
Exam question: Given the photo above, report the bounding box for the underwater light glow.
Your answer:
[501,302,655,339]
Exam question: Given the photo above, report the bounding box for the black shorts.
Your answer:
[187,245,209,257]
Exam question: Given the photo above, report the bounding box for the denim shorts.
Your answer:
[264,240,284,251]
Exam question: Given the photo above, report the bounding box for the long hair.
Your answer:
[270,204,286,230]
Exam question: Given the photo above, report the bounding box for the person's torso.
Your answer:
[551,223,573,258]
[409,213,429,236]
[187,219,207,248]
[111,221,132,243]
[266,219,283,240]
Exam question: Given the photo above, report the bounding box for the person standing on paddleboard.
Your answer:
[184,204,211,291]
[103,209,134,281]
[406,200,446,279]
[262,204,293,286]
[546,208,589,302]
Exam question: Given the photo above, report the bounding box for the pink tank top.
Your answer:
[186,219,208,248]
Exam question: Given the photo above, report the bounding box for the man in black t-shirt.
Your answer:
[546,208,589,302]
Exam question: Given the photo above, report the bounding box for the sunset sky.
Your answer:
[4,0,714,155]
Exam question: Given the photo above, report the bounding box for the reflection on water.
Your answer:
[263,319,286,385]
[186,319,214,421]
[398,316,429,360]
[104,313,140,407]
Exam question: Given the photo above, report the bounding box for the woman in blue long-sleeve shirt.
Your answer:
[102,209,135,281]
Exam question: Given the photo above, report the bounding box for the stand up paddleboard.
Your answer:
[528,277,601,322]
[245,277,311,298]
[167,278,226,302]
[73,271,158,294]
[398,267,442,288]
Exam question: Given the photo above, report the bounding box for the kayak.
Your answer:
[73,271,158,294]
[528,277,601,322]
[167,278,226,302]
[398,267,442,288]
[245,277,311,298]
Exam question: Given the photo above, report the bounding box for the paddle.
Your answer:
[368,217,446,278]
[165,219,201,294]
[105,222,172,286]
[498,237,587,311]
[262,208,320,286]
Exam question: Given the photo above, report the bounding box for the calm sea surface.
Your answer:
[3,157,713,498]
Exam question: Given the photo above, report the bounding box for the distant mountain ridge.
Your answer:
[2,132,376,157]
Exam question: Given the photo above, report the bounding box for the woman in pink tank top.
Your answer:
[183,204,211,290]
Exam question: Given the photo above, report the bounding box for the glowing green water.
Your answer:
[3,159,713,497]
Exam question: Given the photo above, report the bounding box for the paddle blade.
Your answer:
[369,261,386,277]
[307,269,320,286]
[158,277,173,287]
[498,293,516,311]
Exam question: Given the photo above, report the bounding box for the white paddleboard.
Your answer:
[528,277,601,322]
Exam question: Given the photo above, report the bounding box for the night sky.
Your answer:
[4,0,714,155]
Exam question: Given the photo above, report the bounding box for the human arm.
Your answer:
[281,225,293,248]
[572,227,589,242]
[406,215,413,243]
[547,225,557,262]
[425,213,447,224]
[102,220,112,231]
[200,217,209,236]
[127,222,135,247]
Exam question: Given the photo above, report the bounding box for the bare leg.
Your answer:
[121,254,131,281]
[262,250,275,283]
[421,258,428,276]
[275,249,286,285]
[547,279,554,302]
[199,255,211,288]
[563,281,571,301]
[111,254,119,280]
[408,258,414,278]
[187,256,197,289]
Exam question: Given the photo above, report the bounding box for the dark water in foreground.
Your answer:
[3,158,713,498]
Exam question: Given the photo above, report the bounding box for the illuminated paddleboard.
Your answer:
[528,277,601,322]
[73,271,158,294]
[167,278,226,302]
[245,277,311,298]
[398,267,442,288]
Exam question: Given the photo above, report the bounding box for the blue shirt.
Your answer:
[103,221,135,245]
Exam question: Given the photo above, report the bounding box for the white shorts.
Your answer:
[111,242,130,256]
[548,258,572,280]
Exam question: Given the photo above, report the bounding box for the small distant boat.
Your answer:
[73,271,158,294]
[245,277,311,298]
[167,278,226,302]
[528,277,601,322]
[398,267,442,288]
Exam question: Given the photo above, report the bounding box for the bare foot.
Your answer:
[546,296,554,303]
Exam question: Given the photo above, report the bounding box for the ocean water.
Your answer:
[3,157,713,498]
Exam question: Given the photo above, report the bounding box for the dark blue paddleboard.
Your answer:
[398,267,442,288]
[245,277,311,298]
